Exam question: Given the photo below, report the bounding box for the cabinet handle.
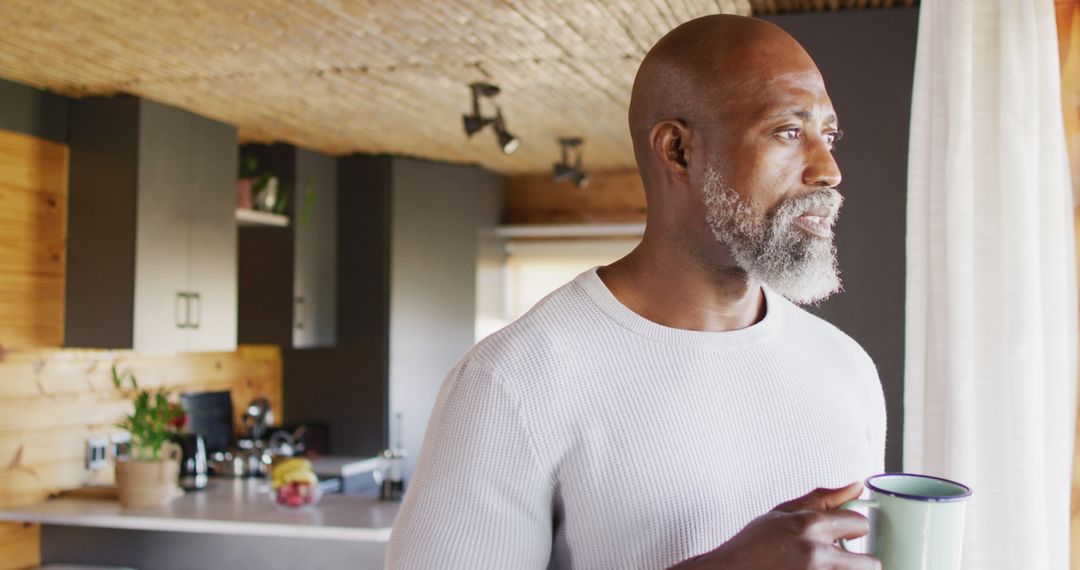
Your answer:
[175,292,189,329]
[184,292,194,329]
[190,292,202,329]
[295,296,305,330]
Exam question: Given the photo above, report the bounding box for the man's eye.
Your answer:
[778,128,800,141]
[824,129,845,146]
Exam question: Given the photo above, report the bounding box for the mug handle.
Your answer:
[838,498,878,552]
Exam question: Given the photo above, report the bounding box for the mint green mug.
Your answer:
[840,473,972,569]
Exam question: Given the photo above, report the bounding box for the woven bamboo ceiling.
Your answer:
[0,0,916,174]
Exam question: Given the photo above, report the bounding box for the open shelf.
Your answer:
[494,222,644,238]
[236,208,289,227]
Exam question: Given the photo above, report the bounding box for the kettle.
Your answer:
[241,397,274,440]
[177,433,208,490]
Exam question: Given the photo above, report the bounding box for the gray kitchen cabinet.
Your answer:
[66,96,237,351]
[292,149,338,348]
[238,144,336,349]
[282,155,503,475]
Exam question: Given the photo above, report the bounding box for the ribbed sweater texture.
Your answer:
[386,268,886,569]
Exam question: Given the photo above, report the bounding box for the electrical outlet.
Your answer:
[86,437,108,470]
[110,432,131,460]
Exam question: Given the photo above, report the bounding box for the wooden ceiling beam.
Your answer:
[506,169,646,225]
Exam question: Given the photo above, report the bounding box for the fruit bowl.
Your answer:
[269,458,321,510]
[271,480,321,510]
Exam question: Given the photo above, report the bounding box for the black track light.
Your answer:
[463,114,493,137]
[493,107,520,155]
[570,168,589,189]
[462,82,520,154]
[553,137,589,189]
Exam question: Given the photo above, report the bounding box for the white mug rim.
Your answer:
[865,473,973,503]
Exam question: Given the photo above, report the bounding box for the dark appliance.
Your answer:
[180,390,234,453]
[176,433,208,490]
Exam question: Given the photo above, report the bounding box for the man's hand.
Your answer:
[669,482,880,570]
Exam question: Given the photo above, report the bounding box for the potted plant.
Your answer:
[112,365,186,508]
[236,155,258,210]
[237,153,288,214]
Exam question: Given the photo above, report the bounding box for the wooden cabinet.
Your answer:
[238,144,337,349]
[65,96,238,351]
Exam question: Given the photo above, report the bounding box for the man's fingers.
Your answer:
[802,509,870,542]
[818,546,882,570]
[776,481,864,512]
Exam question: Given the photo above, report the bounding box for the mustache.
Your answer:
[767,187,844,226]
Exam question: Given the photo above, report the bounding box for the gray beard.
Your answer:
[701,164,843,305]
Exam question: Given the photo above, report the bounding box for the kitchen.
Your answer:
[0,92,496,566]
[0,2,910,568]
[1,1,1074,569]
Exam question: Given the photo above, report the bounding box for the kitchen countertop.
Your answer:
[0,478,401,542]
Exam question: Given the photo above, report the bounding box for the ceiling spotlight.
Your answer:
[462,82,520,155]
[493,108,520,155]
[571,168,589,189]
[553,137,589,189]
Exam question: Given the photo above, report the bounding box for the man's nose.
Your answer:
[802,139,842,188]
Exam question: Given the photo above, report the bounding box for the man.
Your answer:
[387,14,885,570]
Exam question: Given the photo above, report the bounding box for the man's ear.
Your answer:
[650,119,692,176]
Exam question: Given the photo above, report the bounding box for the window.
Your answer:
[476,238,639,341]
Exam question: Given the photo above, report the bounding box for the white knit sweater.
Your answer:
[386,268,886,570]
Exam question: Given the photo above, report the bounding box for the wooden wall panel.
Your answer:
[505,169,646,224]
[0,128,68,350]
[1060,1,1080,205]
[1074,206,1080,570]
[0,346,281,570]
[0,346,283,511]
[1060,2,1080,569]
[0,523,39,570]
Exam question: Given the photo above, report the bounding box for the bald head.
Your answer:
[620,15,845,303]
[629,15,824,184]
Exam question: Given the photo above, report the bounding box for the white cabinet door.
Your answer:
[133,101,192,352]
[186,113,238,352]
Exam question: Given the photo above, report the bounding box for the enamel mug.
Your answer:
[841,473,972,570]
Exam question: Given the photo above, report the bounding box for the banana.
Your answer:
[271,458,317,489]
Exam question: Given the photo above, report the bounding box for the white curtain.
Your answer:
[905,1,1077,568]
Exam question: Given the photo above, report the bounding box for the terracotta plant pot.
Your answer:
[115,447,181,508]
[236,177,254,209]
